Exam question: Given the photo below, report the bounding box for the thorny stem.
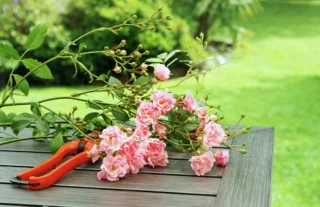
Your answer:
[39,105,94,141]
[0,135,71,146]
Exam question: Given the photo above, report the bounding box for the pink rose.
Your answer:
[202,122,225,147]
[214,150,229,167]
[144,139,169,167]
[99,126,127,154]
[154,64,170,81]
[195,106,208,119]
[150,89,176,114]
[141,63,148,70]
[152,123,167,138]
[119,139,145,174]
[189,151,215,176]
[88,144,100,163]
[97,154,129,182]
[184,91,197,112]
[113,66,121,74]
[136,101,160,126]
[131,124,151,142]
[196,118,207,132]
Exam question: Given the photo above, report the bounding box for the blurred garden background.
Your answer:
[1,0,320,206]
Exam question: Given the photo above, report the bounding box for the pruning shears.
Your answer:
[10,133,99,190]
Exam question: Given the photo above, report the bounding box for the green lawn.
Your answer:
[0,1,319,206]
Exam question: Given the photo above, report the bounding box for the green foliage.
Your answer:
[22,58,53,80]
[25,24,47,51]
[0,43,19,59]
[13,74,29,95]
[50,133,64,153]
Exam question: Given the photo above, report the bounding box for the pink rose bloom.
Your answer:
[131,124,151,142]
[196,118,207,133]
[195,106,208,119]
[144,139,169,167]
[88,144,100,163]
[214,150,229,167]
[153,123,167,138]
[136,101,160,126]
[97,154,129,182]
[195,106,209,132]
[202,122,225,147]
[189,151,215,176]
[119,139,145,174]
[99,126,127,154]
[184,91,197,112]
[154,64,170,81]
[150,89,176,114]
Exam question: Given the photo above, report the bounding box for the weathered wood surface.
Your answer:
[0,126,274,207]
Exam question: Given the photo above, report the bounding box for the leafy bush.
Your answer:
[0,0,197,85]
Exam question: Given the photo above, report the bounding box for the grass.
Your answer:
[0,1,319,206]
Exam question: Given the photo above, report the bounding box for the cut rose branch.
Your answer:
[0,8,251,185]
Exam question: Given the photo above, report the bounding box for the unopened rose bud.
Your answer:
[120,40,126,47]
[186,117,193,123]
[239,149,247,154]
[132,15,137,19]
[134,51,142,58]
[152,78,158,84]
[108,50,115,56]
[149,26,155,31]
[126,127,133,135]
[113,66,121,74]
[209,115,218,122]
[120,50,127,56]
[241,114,246,118]
[141,70,148,77]
[141,63,148,70]
[143,50,150,55]
[137,44,143,49]
[223,134,228,142]
[73,106,78,111]
[130,62,137,67]
[136,99,142,105]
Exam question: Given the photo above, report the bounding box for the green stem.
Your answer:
[1,55,62,105]
[39,105,94,141]
[0,135,70,146]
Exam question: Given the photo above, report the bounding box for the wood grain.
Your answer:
[213,127,274,207]
[0,151,224,177]
[0,184,215,207]
[0,166,221,195]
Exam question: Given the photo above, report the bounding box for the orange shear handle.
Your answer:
[16,140,93,190]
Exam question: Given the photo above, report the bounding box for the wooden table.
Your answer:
[0,126,274,207]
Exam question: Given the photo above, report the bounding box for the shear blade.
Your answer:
[10,177,39,186]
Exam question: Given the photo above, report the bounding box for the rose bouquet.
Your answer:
[0,9,250,182]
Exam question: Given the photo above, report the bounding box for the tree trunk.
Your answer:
[194,11,210,40]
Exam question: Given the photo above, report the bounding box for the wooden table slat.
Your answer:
[0,151,224,177]
[0,166,220,195]
[213,128,274,207]
[0,183,215,207]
